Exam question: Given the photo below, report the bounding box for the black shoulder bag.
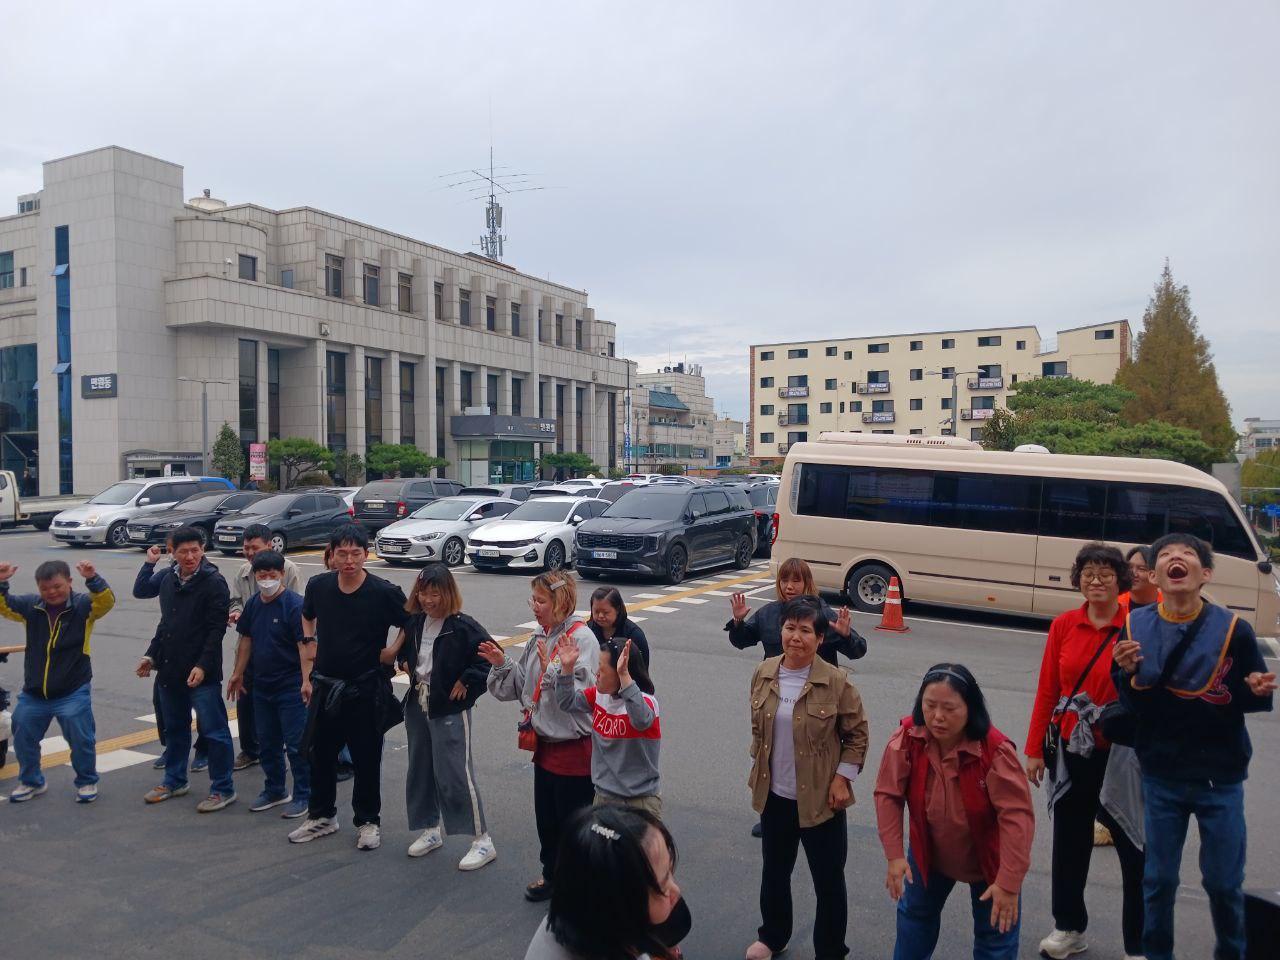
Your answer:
[1042,626,1120,767]
[1099,605,1209,747]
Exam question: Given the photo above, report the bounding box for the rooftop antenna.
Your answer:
[437,139,545,262]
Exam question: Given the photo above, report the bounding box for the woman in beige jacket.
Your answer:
[745,596,870,960]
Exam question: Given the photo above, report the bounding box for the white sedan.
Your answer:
[373,496,518,566]
[465,496,610,572]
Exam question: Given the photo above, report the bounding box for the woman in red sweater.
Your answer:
[1025,543,1145,960]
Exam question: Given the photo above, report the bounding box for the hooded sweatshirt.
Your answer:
[555,677,660,797]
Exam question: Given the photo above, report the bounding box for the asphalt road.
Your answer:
[1,528,1276,959]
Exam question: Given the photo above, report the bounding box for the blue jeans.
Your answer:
[12,683,97,788]
[1142,774,1247,960]
[253,681,309,804]
[893,853,1020,960]
[157,681,235,796]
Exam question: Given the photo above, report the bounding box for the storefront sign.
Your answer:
[248,442,268,481]
[450,414,558,441]
[81,373,118,399]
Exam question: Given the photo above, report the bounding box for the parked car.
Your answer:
[556,478,609,488]
[212,490,351,554]
[320,486,361,513]
[598,480,639,503]
[50,476,232,547]
[374,496,518,566]
[352,478,465,533]
[0,470,88,531]
[459,483,532,502]
[466,496,608,573]
[528,484,607,500]
[716,481,778,556]
[126,490,270,548]
[574,485,757,584]
[625,473,664,485]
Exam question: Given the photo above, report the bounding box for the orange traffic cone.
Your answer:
[876,576,909,632]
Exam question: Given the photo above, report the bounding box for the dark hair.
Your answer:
[912,663,992,741]
[34,560,71,583]
[250,550,286,574]
[169,526,205,550]
[408,562,463,617]
[1151,532,1214,570]
[779,595,828,637]
[1125,545,1155,567]
[242,523,273,545]
[601,637,655,695]
[329,523,369,551]
[590,586,630,633]
[1069,542,1132,592]
[547,806,677,960]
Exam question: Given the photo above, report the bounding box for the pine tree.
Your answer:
[210,423,246,481]
[1114,261,1236,459]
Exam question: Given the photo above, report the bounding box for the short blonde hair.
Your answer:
[775,557,817,597]
[531,570,578,623]
[407,563,463,617]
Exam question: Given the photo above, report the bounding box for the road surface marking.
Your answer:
[674,597,709,605]
[645,606,678,614]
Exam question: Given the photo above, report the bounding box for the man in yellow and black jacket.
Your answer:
[0,558,115,803]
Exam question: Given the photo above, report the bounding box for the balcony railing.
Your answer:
[777,413,809,426]
[966,377,1004,390]
[960,408,996,420]
[857,382,890,394]
[862,412,896,424]
[777,386,809,398]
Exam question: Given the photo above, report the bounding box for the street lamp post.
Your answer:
[178,376,232,476]
[926,369,981,438]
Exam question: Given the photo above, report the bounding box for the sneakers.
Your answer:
[9,783,47,803]
[458,834,496,871]
[745,940,785,959]
[249,791,291,812]
[190,755,209,772]
[196,792,237,813]
[408,826,444,858]
[1039,929,1088,959]
[233,751,259,771]
[356,823,382,850]
[151,755,167,769]
[288,817,338,844]
[281,797,309,819]
[144,783,190,804]
[77,784,98,804]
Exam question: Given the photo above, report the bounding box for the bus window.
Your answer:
[1040,479,1105,540]
[1105,483,1256,560]
[1104,484,1168,545]
[932,473,1041,534]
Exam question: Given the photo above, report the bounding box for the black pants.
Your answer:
[1052,749,1145,954]
[236,663,259,757]
[759,791,849,959]
[307,689,383,826]
[533,763,594,883]
[153,675,209,758]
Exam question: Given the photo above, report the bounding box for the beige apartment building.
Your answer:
[748,321,1131,461]
[622,362,715,472]
[711,415,748,467]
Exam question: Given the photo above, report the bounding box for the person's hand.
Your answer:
[226,675,245,701]
[536,637,550,670]
[449,680,468,701]
[0,562,17,582]
[378,646,397,665]
[187,666,205,688]
[616,639,634,689]
[978,883,1020,933]
[1113,638,1142,675]
[885,858,913,900]
[827,774,852,811]
[1246,671,1278,696]
[833,606,852,638]
[145,545,162,565]
[558,638,580,674]
[1026,757,1046,788]
[477,640,505,666]
[730,592,750,622]
[300,676,312,706]
[136,658,152,678]
[228,610,241,625]
[75,560,96,581]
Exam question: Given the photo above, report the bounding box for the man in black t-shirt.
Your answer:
[287,525,408,851]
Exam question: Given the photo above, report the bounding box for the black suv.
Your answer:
[353,478,465,533]
[719,481,778,556]
[574,486,756,584]
[126,490,269,548]
[212,491,351,554]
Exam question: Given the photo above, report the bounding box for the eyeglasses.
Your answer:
[1081,570,1117,584]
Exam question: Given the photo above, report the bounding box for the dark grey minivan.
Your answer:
[352,478,465,533]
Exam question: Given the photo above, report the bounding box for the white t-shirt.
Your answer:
[769,663,811,799]
[416,615,445,684]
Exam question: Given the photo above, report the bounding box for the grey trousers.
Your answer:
[404,695,487,837]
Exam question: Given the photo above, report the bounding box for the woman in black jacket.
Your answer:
[391,563,496,871]
[587,586,651,665]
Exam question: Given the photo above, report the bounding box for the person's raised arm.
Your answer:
[133,546,166,599]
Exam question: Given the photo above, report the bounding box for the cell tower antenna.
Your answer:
[437,137,546,262]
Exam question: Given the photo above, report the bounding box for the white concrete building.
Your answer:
[711,416,747,468]
[1239,418,1280,458]
[0,146,630,495]
[621,363,715,472]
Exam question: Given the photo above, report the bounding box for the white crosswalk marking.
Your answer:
[629,616,647,623]
[674,597,709,605]
[632,593,665,600]
[40,736,70,754]
[645,606,678,614]
[662,586,687,592]
[516,620,540,629]
[96,749,156,773]
[702,590,732,597]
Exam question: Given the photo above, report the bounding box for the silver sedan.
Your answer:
[372,496,518,566]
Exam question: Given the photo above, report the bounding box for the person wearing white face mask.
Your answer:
[227,550,313,820]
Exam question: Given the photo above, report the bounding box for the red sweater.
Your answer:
[1025,602,1125,760]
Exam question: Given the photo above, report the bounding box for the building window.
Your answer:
[0,251,15,289]
[910,340,923,351]
[398,273,413,312]
[977,335,1001,347]
[941,366,955,379]
[851,401,863,412]
[555,314,564,346]
[867,370,889,384]
[819,402,833,413]
[326,351,347,450]
[910,398,922,411]
[760,377,775,388]
[941,338,955,349]
[486,296,497,331]
[977,363,1002,379]
[18,199,39,213]
[460,370,473,408]
[512,377,523,416]
[787,431,808,444]
[487,373,499,414]
[511,303,522,337]
[760,404,775,415]
[843,350,852,360]
[459,289,471,325]
[363,264,380,306]
[1016,340,1026,350]
[280,268,294,289]
[825,378,837,390]
[1095,328,1115,340]
[54,225,72,493]
[267,348,280,440]
[787,348,808,359]
[434,282,444,319]
[868,343,888,354]
[238,339,258,445]
[1011,373,1019,384]
[941,397,952,410]
[607,340,615,357]
[972,395,996,410]
[19,267,28,287]
[365,356,383,445]
[1042,361,1069,377]
[825,346,837,356]
[400,362,415,446]
[909,428,923,435]
[238,254,257,281]
[970,428,985,441]
[760,432,775,444]
[760,351,774,361]
[909,368,923,381]
[872,399,893,413]
[575,317,584,350]
[538,308,544,340]
[787,375,808,388]
[839,401,845,413]
[325,255,343,297]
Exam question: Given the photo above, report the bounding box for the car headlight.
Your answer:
[532,533,546,543]
[82,515,100,526]
[412,532,444,542]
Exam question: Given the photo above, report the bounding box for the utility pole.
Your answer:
[178,376,231,476]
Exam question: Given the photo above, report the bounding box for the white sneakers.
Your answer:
[356,823,382,850]
[8,783,47,803]
[1038,929,1088,958]
[458,834,496,872]
[288,817,339,844]
[408,826,444,858]
[76,785,98,804]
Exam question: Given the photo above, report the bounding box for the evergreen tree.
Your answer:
[1114,261,1236,459]
[210,423,246,481]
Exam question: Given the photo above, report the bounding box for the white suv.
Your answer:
[50,477,230,547]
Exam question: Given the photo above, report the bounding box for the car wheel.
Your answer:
[31,517,52,531]
[383,558,404,566]
[847,562,896,614]
[664,544,688,585]
[270,533,287,553]
[544,541,565,572]
[732,535,753,569]
[106,522,130,548]
[442,537,465,568]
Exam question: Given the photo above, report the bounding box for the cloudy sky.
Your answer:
[3,1,1275,425]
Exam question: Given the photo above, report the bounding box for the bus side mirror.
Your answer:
[1259,560,1273,575]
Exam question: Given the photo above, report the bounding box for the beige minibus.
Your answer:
[772,432,1280,635]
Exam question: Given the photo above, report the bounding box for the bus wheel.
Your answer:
[847,563,895,614]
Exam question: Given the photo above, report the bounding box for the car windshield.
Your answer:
[165,492,229,512]
[360,481,404,498]
[602,491,687,520]
[88,481,145,505]
[410,498,480,521]
[505,500,574,522]
[238,494,295,514]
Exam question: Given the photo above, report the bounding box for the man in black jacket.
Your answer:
[134,526,237,812]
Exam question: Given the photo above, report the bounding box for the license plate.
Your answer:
[217,534,237,543]
[592,550,618,560]
[379,543,404,553]
[478,548,500,558]
[365,500,386,510]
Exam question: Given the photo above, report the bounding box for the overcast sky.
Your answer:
[3,1,1275,427]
